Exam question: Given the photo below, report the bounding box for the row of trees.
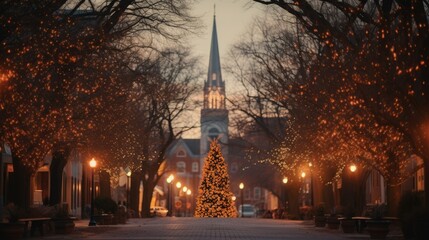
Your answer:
[0,0,201,217]
[228,0,429,215]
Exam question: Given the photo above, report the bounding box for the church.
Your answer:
[164,13,244,216]
[162,12,281,217]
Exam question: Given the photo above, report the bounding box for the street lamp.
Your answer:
[239,182,244,218]
[181,186,187,216]
[176,182,182,216]
[349,164,358,212]
[166,174,174,217]
[186,189,191,217]
[309,163,314,207]
[126,169,131,208]
[89,158,97,226]
[300,171,306,207]
[282,177,288,211]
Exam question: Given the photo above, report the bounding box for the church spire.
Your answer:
[204,12,225,109]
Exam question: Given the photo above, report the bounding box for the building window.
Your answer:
[177,150,186,157]
[254,187,261,200]
[192,162,199,173]
[245,189,251,200]
[177,161,186,173]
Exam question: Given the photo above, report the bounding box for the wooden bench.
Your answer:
[352,216,370,233]
[18,217,51,237]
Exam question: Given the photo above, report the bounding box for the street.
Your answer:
[35,217,404,240]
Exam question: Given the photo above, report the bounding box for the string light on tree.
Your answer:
[194,140,235,217]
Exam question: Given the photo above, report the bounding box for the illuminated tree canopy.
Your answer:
[233,0,429,207]
[0,0,200,208]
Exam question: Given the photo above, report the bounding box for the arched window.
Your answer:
[207,128,220,150]
[208,128,219,140]
[177,150,186,157]
[192,162,199,173]
[176,162,186,173]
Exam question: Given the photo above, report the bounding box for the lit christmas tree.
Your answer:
[195,140,236,217]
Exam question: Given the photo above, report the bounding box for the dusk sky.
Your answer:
[191,0,265,82]
[182,1,266,138]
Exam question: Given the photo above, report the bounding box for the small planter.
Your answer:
[326,216,340,229]
[366,219,391,239]
[340,218,356,233]
[0,222,26,239]
[314,216,326,227]
[97,214,114,225]
[53,218,75,234]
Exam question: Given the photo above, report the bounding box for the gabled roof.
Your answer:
[182,139,200,156]
[167,138,200,157]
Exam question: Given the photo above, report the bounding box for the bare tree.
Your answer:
[87,47,201,217]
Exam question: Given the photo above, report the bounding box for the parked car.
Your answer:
[150,206,168,217]
[238,204,256,218]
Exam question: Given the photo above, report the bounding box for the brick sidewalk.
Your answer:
[34,217,404,240]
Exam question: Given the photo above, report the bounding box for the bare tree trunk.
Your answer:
[129,171,141,217]
[141,180,155,218]
[341,173,355,212]
[49,147,71,205]
[386,184,401,217]
[287,181,300,217]
[11,155,32,209]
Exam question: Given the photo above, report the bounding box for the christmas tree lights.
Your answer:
[195,140,236,217]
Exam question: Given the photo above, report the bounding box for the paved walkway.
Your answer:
[34,217,404,240]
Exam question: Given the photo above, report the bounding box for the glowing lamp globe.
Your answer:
[89,158,97,168]
[350,164,357,173]
[283,177,288,184]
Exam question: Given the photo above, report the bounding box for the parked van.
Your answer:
[238,204,256,218]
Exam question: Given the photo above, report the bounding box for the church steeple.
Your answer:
[200,10,229,158]
[204,13,226,110]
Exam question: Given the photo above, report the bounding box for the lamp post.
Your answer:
[301,171,306,206]
[309,162,314,207]
[166,174,174,217]
[176,182,181,216]
[239,182,244,218]
[349,164,357,211]
[126,169,131,208]
[89,158,97,226]
[282,177,288,211]
[186,189,191,217]
[182,186,187,217]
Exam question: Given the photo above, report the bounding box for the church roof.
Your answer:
[206,14,223,88]
[167,138,201,157]
[183,139,200,155]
